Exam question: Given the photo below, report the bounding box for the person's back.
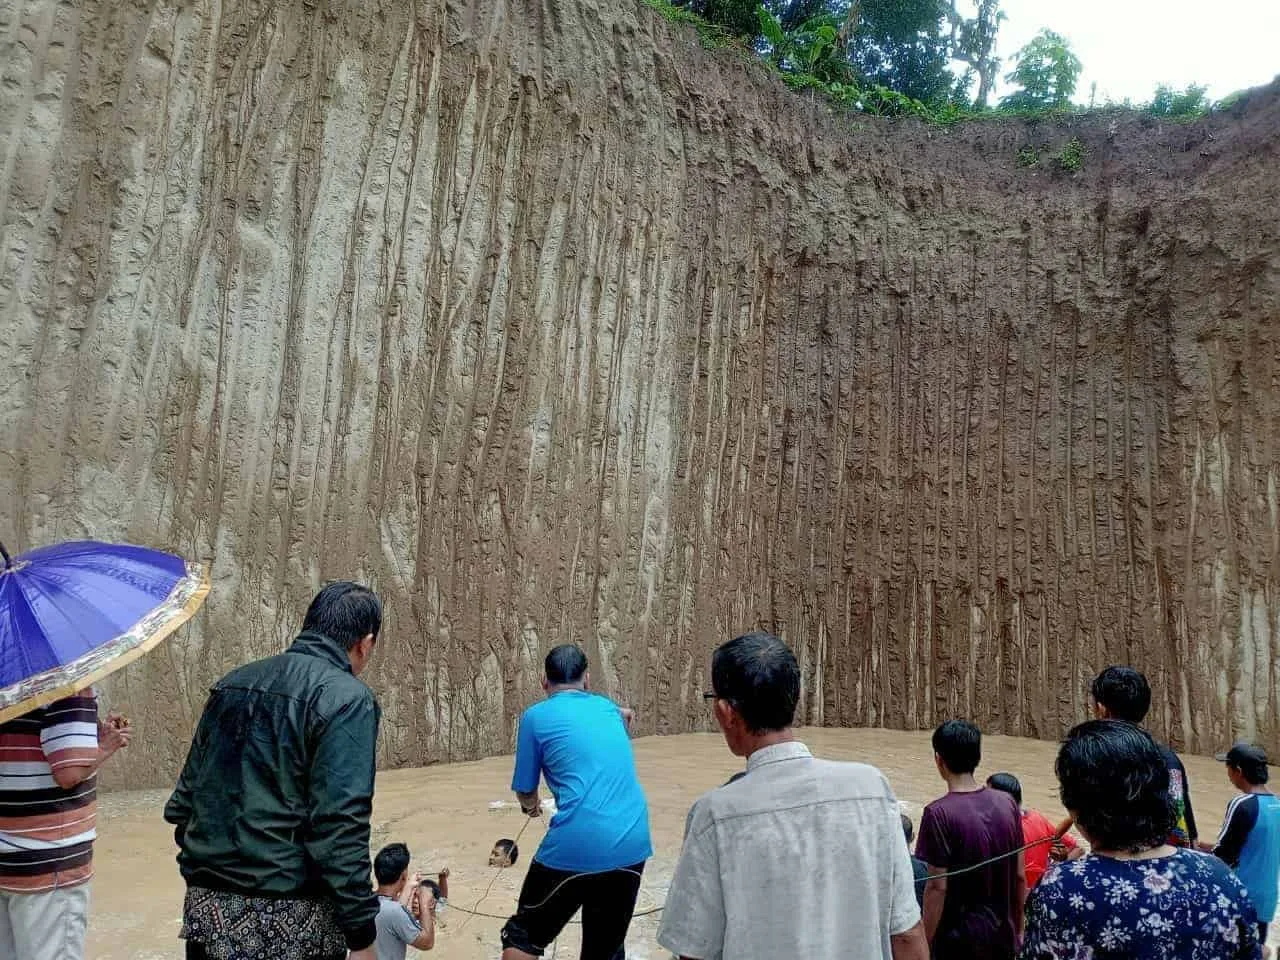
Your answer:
[168,639,376,890]
[375,895,421,960]
[165,583,384,959]
[1019,808,1063,888]
[917,787,1022,958]
[516,690,650,872]
[1212,746,1280,937]
[1091,666,1198,846]
[1023,848,1260,959]
[666,749,919,958]
[1234,794,1280,926]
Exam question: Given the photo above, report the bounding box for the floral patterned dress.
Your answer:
[1019,849,1262,960]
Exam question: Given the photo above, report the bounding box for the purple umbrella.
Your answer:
[0,539,209,724]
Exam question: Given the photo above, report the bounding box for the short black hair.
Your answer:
[545,645,587,685]
[302,582,382,650]
[1091,666,1151,723]
[710,632,800,733]
[374,843,411,885]
[1057,720,1174,853]
[900,813,914,845]
[419,878,442,900]
[494,838,519,864]
[933,720,981,775]
[986,772,1023,806]
[1228,762,1269,783]
[1223,757,1264,788]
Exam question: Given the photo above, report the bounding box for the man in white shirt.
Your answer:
[657,632,927,960]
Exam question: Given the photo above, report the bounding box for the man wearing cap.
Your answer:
[1202,744,1280,943]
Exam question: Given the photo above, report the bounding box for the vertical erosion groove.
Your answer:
[0,0,1277,785]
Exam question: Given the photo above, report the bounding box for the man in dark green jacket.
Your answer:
[165,582,384,960]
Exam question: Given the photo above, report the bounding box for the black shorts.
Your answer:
[500,859,645,959]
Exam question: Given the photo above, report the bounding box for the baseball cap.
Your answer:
[1215,743,1269,767]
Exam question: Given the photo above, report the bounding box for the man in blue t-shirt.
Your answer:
[500,645,652,960]
[1205,743,1280,943]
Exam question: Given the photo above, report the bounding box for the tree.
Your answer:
[845,0,954,104]
[1000,29,1082,110]
[758,6,854,83]
[677,0,765,38]
[675,0,838,38]
[1149,83,1210,118]
[944,0,1003,108]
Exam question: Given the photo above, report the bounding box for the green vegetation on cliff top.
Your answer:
[642,0,1229,131]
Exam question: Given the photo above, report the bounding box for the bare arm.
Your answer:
[922,866,947,944]
[891,921,929,960]
[516,789,541,816]
[52,715,129,789]
[412,890,437,952]
[1013,850,1027,934]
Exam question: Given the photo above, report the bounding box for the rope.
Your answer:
[926,832,1063,881]
[458,815,535,931]
[451,804,1067,931]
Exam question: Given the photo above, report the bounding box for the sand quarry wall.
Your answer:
[1,0,1278,787]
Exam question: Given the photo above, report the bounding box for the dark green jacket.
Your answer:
[164,631,381,951]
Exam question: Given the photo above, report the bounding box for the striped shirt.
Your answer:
[0,694,99,892]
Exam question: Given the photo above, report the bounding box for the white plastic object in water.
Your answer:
[488,800,506,811]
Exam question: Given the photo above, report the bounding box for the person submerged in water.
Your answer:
[490,838,520,868]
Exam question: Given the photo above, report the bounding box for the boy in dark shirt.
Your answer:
[916,720,1025,960]
[1091,666,1199,846]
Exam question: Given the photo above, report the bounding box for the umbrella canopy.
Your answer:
[0,540,209,724]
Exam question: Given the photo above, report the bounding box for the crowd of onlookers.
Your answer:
[10,580,1272,960]
[659,652,1277,960]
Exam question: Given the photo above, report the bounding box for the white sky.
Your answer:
[974,0,1280,104]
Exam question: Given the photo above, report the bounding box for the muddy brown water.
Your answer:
[89,728,1252,959]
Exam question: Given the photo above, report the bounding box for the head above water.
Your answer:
[543,644,588,691]
[900,813,914,845]
[302,581,381,675]
[1090,666,1151,724]
[1057,719,1173,854]
[490,838,519,867]
[709,632,800,758]
[986,771,1023,807]
[374,842,411,889]
[932,719,981,779]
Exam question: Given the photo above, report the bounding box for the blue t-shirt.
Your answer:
[1020,849,1261,959]
[1215,792,1280,923]
[511,690,652,872]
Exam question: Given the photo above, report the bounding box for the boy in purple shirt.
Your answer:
[916,720,1025,960]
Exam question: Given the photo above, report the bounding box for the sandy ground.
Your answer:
[88,728,1255,960]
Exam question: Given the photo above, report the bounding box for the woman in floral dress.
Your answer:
[1020,720,1261,960]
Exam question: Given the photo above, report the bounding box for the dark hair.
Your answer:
[494,838,519,864]
[374,843,411,885]
[986,772,1023,806]
[545,645,587,685]
[711,632,800,733]
[1232,759,1270,786]
[1057,720,1174,853]
[900,813,914,844]
[932,720,981,775]
[302,582,382,650]
[1091,666,1151,723]
[419,878,442,900]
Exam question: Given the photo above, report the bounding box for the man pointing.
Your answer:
[500,645,651,960]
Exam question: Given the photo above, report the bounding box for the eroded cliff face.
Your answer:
[2,0,1278,786]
